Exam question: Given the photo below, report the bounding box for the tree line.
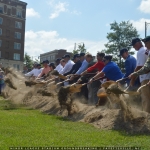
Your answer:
[24,20,139,71]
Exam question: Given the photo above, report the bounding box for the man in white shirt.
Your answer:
[54,58,63,73]
[25,64,43,79]
[130,37,150,113]
[59,54,74,75]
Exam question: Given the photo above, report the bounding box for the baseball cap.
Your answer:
[49,62,55,67]
[129,38,141,46]
[64,54,70,58]
[119,48,128,56]
[56,58,61,62]
[142,36,150,43]
[72,54,80,60]
[79,52,85,57]
[41,60,49,64]
[36,64,41,67]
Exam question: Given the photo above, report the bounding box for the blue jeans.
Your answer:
[0,83,5,94]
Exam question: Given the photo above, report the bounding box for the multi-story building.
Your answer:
[40,49,73,63]
[0,0,27,71]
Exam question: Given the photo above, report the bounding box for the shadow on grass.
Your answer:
[114,129,150,137]
[57,116,70,122]
[0,100,18,110]
[112,111,150,136]
[0,99,34,111]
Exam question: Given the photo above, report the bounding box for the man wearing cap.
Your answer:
[37,60,51,78]
[129,36,150,78]
[129,37,150,113]
[54,58,63,73]
[68,53,93,99]
[60,59,66,68]
[80,52,105,76]
[59,54,74,75]
[119,48,138,87]
[78,52,105,104]
[64,54,82,76]
[25,64,42,79]
[79,53,85,62]
[75,53,93,75]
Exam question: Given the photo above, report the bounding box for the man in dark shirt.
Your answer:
[64,54,82,76]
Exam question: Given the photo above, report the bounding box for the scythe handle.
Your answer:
[81,76,106,87]
[116,77,128,83]
[137,82,149,93]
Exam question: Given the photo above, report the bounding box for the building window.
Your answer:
[6,30,10,37]
[15,32,21,39]
[5,41,9,48]
[0,40,1,47]
[6,19,10,26]
[13,64,20,71]
[0,17,3,24]
[0,28,2,35]
[5,52,9,59]
[16,10,22,18]
[14,42,21,50]
[0,6,3,13]
[7,8,11,15]
[13,64,16,68]
[15,21,22,29]
[51,55,55,60]
[14,53,20,60]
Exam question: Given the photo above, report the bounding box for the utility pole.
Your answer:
[74,43,76,50]
[145,22,150,37]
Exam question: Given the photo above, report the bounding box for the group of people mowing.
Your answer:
[24,35,150,113]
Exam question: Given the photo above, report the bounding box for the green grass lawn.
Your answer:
[0,99,150,150]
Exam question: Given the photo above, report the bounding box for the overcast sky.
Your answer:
[24,0,150,59]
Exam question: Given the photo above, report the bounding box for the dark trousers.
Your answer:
[0,83,5,94]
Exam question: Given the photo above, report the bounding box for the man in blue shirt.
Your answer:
[102,61,123,81]
[89,55,123,83]
[119,48,139,87]
[70,53,93,80]
[75,58,89,75]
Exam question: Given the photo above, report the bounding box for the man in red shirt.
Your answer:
[80,52,105,76]
[78,52,105,105]
[37,60,51,78]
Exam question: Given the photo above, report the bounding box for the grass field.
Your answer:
[0,99,150,150]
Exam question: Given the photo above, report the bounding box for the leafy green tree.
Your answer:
[73,49,79,55]
[34,58,40,64]
[73,43,86,54]
[24,53,33,69]
[103,21,139,69]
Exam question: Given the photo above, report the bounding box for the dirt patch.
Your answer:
[5,75,17,90]
[2,68,150,134]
